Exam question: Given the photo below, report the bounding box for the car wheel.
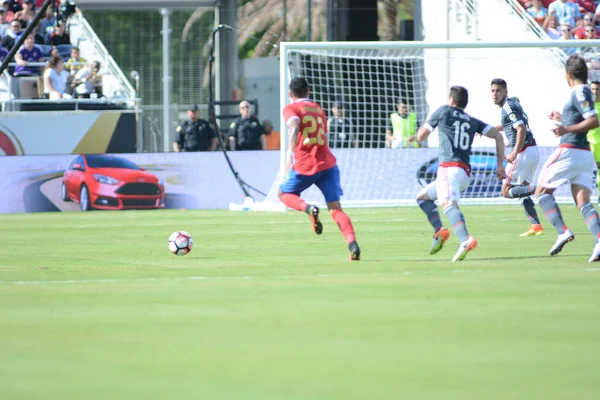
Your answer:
[61,182,71,202]
[80,185,92,211]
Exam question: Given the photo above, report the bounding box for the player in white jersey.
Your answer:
[535,55,600,262]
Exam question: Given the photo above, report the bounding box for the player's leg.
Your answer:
[315,166,360,260]
[535,148,575,256]
[503,147,542,236]
[588,137,600,201]
[278,169,322,234]
[416,181,450,254]
[437,167,476,262]
[570,154,600,262]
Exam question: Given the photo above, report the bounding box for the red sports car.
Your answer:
[61,154,165,211]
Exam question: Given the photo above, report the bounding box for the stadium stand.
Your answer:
[0,8,135,111]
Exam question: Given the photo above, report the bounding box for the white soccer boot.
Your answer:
[549,229,575,256]
[451,236,478,262]
[589,241,600,263]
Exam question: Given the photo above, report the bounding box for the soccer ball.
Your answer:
[168,231,193,256]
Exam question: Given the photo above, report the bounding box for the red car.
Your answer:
[61,154,165,211]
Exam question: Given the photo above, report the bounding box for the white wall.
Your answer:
[421,0,569,147]
[241,56,280,130]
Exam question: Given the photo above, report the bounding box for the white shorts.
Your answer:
[505,145,539,186]
[424,166,469,203]
[538,146,597,190]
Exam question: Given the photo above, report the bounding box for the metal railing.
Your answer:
[453,0,479,40]
[505,0,569,63]
[69,13,136,99]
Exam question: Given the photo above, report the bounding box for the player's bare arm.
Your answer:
[553,115,599,137]
[549,110,562,122]
[506,124,526,163]
[416,125,431,142]
[286,117,300,172]
[485,127,507,180]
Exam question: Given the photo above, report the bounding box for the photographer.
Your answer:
[71,60,101,98]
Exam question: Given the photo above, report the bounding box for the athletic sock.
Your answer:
[417,199,443,232]
[538,194,568,234]
[279,193,309,213]
[330,209,356,244]
[508,184,536,198]
[443,204,469,243]
[580,202,600,240]
[521,197,541,225]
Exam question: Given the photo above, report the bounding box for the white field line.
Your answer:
[0,270,485,286]
[2,266,599,286]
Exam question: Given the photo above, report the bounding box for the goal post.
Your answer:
[269,39,600,208]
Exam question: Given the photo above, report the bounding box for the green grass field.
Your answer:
[1,206,600,399]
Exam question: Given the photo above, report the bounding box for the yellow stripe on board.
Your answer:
[73,112,121,154]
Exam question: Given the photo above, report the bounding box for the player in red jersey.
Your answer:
[278,77,360,260]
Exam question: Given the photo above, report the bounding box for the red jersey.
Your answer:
[282,99,337,175]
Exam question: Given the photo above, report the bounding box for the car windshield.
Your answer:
[85,155,141,170]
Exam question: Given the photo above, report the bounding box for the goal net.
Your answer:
[265,40,600,208]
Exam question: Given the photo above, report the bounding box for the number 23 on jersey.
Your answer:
[302,115,326,146]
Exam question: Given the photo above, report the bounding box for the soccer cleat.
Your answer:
[349,241,361,261]
[308,206,323,235]
[451,236,478,262]
[589,241,600,263]
[520,224,544,237]
[430,227,450,255]
[549,229,575,256]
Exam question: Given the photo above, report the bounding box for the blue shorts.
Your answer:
[279,165,343,203]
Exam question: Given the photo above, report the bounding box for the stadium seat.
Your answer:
[38,44,52,58]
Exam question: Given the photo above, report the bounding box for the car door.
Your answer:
[66,155,84,200]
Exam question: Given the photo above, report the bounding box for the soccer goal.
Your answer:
[267,40,600,208]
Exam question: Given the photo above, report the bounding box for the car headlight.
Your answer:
[158,179,165,186]
[93,174,120,185]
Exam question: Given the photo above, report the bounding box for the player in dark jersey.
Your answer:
[416,86,506,262]
[278,78,360,260]
[535,55,600,262]
[491,78,543,237]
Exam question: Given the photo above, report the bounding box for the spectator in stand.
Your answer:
[548,0,582,27]
[543,13,562,38]
[559,23,579,54]
[13,0,34,28]
[43,55,70,99]
[72,60,102,98]
[8,0,21,14]
[13,34,42,76]
[572,0,596,14]
[1,18,22,50]
[2,1,13,22]
[0,7,10,37]
[262,119,281,150]
[65,46,85,74]
[39,6,56,37]
[528,0,549,22]
[575,12,600,37]
[49,20,69,46]
[0,44,8,60]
